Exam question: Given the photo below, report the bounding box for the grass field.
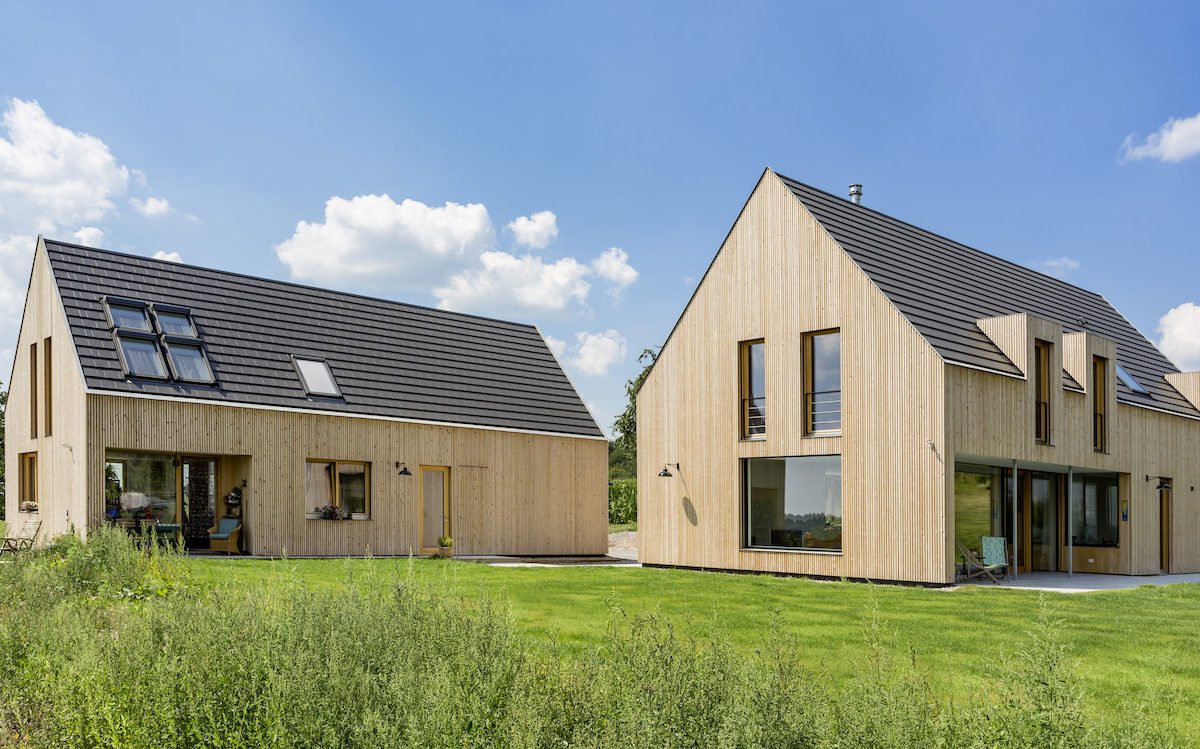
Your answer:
[187,556,1200,739]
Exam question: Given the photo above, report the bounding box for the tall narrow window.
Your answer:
[29,342,37,439]
[43,337,52,437]
[18,452,38,511]
[1093,356,1108,452]
[1034,339,1050,444]
[739,340,765,438]
[806,330,842,433]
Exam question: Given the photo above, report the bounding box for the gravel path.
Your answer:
[608,531,637,561]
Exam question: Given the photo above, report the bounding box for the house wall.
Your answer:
[947,350,1200,576]
[637,170,949,584]
[4,238,89,541]
[83,393,609,556]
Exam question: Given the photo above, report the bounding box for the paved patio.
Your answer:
[959,570,1200,593]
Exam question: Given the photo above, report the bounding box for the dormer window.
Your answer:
[294,357,341,397]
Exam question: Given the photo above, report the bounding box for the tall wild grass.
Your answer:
[0,528,1180,748]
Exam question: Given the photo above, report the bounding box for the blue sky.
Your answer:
[2,2,1199,434]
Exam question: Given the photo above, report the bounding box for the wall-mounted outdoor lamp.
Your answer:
[1145,475,1172,491]
[395,462,413,476]
[658,463,680,478]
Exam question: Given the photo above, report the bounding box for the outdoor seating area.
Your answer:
[1,520,41,556]
[956,536,1009,583]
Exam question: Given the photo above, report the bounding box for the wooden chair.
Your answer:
[208,518,242,555]
[956,536,1008,583]
[1,520,42,556]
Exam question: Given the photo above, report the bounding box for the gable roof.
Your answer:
[44,239,604,438]
[775,172,1198,419]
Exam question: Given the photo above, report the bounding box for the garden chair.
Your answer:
[956,536,1008,583]
[1,520,42,556]
[207,517,241,555]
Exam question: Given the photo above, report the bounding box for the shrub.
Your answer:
[608,479,637,525]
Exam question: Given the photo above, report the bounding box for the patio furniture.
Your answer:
[208,518,241,555]
[1,520,42,556]
[956,536,1008,583]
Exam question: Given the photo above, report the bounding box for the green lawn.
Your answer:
[607,521,636,533]
[188,557,1200,739]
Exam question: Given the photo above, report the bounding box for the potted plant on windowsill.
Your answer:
[312,505,349,520]
[437,536,454,558]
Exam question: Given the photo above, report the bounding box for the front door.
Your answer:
[181,457,217,549]
[420,466,450,554]
[1160,486,1172,573]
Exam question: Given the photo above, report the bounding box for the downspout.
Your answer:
[1012,459,1019,581]
[1067,466,1073,578]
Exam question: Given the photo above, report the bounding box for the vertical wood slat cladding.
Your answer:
[3,239,88,539]
[82,395,608,556]
[637,172,948,584]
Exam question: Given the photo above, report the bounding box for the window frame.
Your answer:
[113,330,171,381]
[1092,356,1108,453]
[742,454,843,554]
[738,339,765,440]
[103,296,153,332]
[1033,339,1051,444]
[29,342,37,439]
[162,336,216,385]
[804,328,842,435]
[292,356,342,398]
[1069,473,1120,548]
[150,303,198,338]
[18,452,38,507]
[304,458,371,517]
[43,336,52,437]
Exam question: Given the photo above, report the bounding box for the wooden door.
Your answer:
[420,466,450,555]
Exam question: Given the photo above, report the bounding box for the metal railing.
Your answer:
[807,391,842,433]
[742,397,766,438]
[1035,400,1050,443]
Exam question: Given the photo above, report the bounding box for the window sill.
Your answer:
[740,436,767,442]
[741,545,843,556]
[804,431,841,439]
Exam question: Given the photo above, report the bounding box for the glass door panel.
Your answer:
[1030,473,1057,571]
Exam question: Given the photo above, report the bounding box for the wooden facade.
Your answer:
[638,171,1200,584]
[5,239,609,557]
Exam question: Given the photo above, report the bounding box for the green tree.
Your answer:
[609,348,658,478]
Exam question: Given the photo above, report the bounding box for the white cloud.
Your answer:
[507,210,558,249]
[0,98,130,233]
[591,247,638,296]
[152,250,183,263]
[275,194,495,290]
[131,196,172,217]
[564,329,626,376]
[543,333,567,360]
[72,226,104,246]
[1036,256,1080,278]
[435,251,591,314]
[1122,112,1200,163]
[1158,302,1200,370]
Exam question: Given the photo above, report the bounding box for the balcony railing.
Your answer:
[807,390,842,433]
[1035,400,1050,443]
[742,397,766,438]
[1093,412,1106,452]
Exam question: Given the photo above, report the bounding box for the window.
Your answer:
[1034,339,1050,444]
[19,452,37,508]
[117,333,169,379]
[105,451,178,525]
[29,343,37,439]
[953,467,1005,561]
[1116,364,1147,394]
[739,340,765,438]
[165,340,214,383]
[805,330,841,433]
[152,306,197,337]
[294,358,341,397]
[1093,356,1107,452]
[1070,473,1119,547]
[744,455,842,551]
[305,460,370,516]
[43,337,52,437]
[105,299,152,331]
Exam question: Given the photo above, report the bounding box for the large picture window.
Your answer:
[105,451,178,525]
[805,330,841,433]
[1070,473,1119,547]
[305,460,370,517]
[744,455,842,551]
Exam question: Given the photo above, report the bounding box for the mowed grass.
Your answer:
[188,557,1200,738]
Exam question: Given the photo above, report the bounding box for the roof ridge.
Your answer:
[43,238,540,332]
[771,171,1108,301]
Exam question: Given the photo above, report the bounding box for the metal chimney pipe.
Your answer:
[849,184,863,205]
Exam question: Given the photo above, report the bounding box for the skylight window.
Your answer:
[294,357,341,397]
[165,340,214,384]
[1116,364,1148,394]
[105,297,215,384]
[153,306,197,337]
[117,334,168,379]
[105,299,152,331]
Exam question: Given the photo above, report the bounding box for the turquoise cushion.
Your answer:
[217,518,240,534]
[210,532,231,540]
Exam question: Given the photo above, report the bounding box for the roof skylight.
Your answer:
[104,297,215,384]
[294,357,341,397]
[1116,364,1148,394]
